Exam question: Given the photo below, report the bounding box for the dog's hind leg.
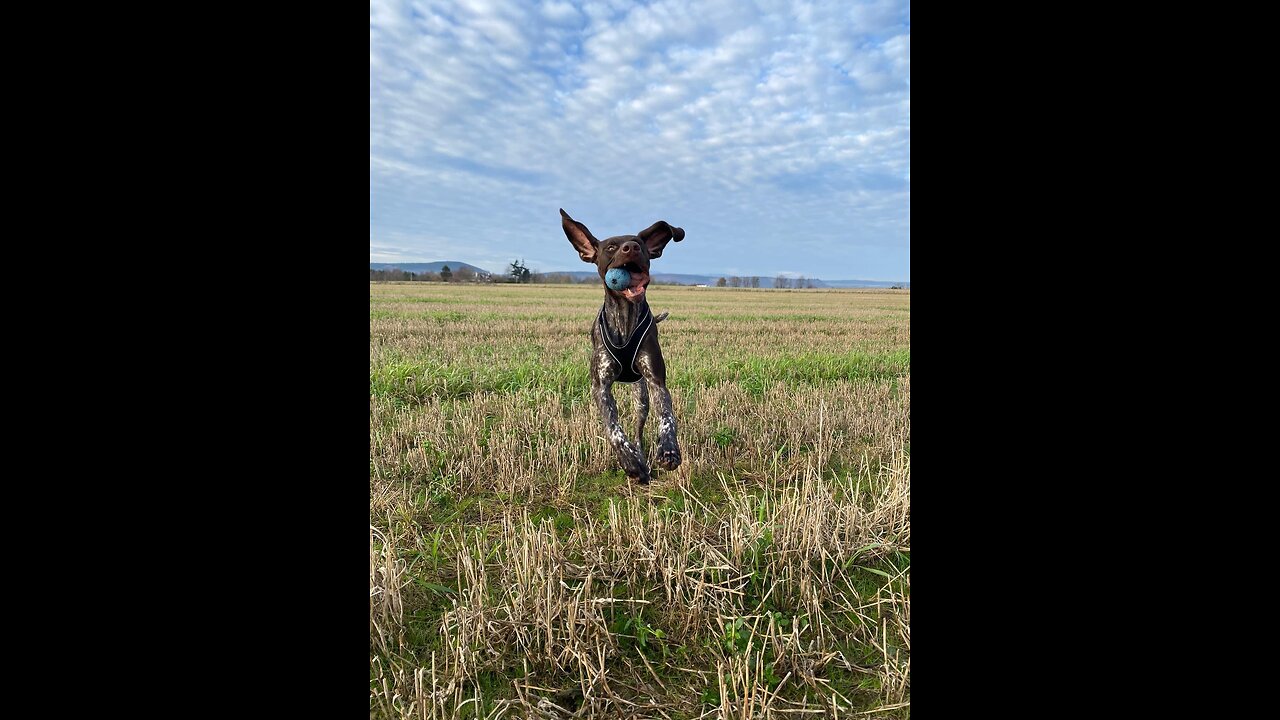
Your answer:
[634,380,650,454]
[635,358,681,473]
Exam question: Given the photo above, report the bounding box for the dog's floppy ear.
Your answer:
[637,220,685,259]
[561,209,599,264]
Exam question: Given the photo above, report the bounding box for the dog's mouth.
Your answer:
[610,262,650,303]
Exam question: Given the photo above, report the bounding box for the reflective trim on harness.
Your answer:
[597,304,652,383]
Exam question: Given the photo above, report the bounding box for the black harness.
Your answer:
[597,303,653,383]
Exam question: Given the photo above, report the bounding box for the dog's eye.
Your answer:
[607,245,617,253]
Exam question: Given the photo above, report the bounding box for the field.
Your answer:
[370,282,911,718]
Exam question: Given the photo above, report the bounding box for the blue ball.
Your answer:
[605,267,631,291]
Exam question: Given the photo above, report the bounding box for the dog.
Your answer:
[561,208,685,485]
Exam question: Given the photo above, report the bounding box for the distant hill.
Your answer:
[370,261,494,276]
[370,263,907,288]
[533,271,908,288]
[819,279,910,289]
[535,271,728,286]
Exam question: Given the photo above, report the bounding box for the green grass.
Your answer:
[370,358,590,402]
[370,350,907,404]
[370,283,909,718]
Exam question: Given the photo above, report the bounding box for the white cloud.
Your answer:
[540,0,580,24]
[371,0,910,280]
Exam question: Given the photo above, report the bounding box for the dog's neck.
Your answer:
[600,294,648,345]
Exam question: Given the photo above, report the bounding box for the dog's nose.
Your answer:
[620,241,639,256]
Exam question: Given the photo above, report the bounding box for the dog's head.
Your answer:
[560,209,685,303]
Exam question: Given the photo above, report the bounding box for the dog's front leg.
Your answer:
[593,360,651,484]
[647,379,681,471]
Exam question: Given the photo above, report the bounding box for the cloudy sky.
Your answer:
[370,0,909,281]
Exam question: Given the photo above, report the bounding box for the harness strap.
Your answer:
[597,304,653,383]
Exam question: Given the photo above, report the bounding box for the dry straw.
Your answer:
[370,284,910,718]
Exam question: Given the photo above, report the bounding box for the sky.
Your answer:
[370,0,909,282]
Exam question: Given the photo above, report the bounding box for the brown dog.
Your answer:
[561,208,685,485]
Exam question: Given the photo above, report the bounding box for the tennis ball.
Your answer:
[605,267,631,291]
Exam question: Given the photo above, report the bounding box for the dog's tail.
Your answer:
[654,311,669,324]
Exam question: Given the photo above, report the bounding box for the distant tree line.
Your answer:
[372,264,818,288]
[713,276,816,288]
[370,264,486,283]
[531,274,600,285]
[773,275,817,289]
[506,259,623,285]
[711,276,810,288]
[370,260,598,285]
[715,277,762,288]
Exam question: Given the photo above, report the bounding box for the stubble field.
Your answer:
[370,281,911,718]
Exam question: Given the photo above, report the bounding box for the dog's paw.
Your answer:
[656,445,682,471]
